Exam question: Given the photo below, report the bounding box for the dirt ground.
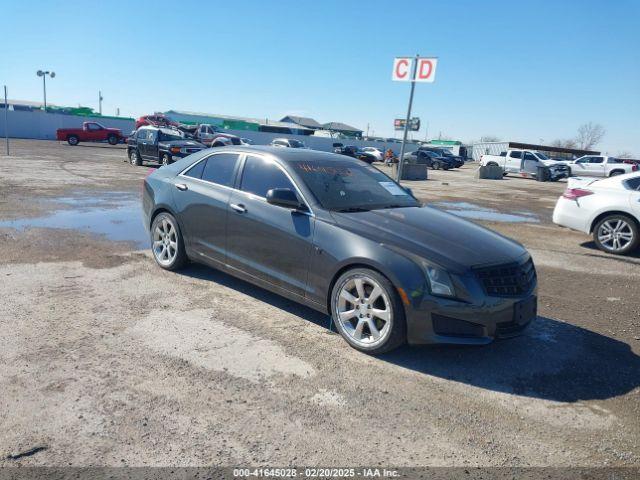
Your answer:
[0,139,638,468]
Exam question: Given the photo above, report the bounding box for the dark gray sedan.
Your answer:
[143,146,537,354]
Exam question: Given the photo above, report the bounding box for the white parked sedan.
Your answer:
[361,147,383,161]
[553,172,640,254]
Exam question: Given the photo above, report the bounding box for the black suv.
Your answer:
[127,126,206,166]
[419,147,464,167]
[334,145,376,164]
[403,149,455,170]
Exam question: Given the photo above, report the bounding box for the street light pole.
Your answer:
[99,91,103,115]
[36,70,55,112]
[4,85,9,156]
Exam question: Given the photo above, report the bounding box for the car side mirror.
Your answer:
[266,188,305,210]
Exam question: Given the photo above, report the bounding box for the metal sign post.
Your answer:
[392,55,439,182]
[396,55,419,182]
[4,86,8,156]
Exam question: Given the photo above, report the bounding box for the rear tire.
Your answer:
[330,268,406,354]
[593,214,639,255]
[150,212,187,270]
[107,135,118,145]
[67,135,79,146]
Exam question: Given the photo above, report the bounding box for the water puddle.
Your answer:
[0,193,149,248]
[433,201,539,223]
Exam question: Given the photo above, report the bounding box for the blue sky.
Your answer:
[3,0,639,154]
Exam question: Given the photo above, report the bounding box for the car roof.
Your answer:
[212,145,362,164]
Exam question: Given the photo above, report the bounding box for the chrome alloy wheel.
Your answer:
[152,217,179,266]
[597,219,634,252]
[335,275,392,348]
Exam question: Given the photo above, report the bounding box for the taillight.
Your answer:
[632,164,638,172]
[562,188,593,200]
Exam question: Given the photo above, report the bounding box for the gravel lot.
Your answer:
[0,139,639,468]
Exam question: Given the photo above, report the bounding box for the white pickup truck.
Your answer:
[566,155,637,177]
[480,149,570,181]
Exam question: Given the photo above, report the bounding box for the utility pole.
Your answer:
[98,91,103,115]
[4,86,9,155]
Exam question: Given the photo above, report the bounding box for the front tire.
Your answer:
[67,135,79,146]
[129,149,142,166]
[330,268,406,354]
[151,212,187,270]
[593,214,639,255]
[161,153,172,166]
[609,170,624,177]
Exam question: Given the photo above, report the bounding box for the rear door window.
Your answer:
[200,153,240,187]
[183,159,206,179]
[240,155,295,198]
[509,151,522,159]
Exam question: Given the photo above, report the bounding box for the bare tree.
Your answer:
[480,135,501,142]
[550,138,578,149]
[575,122,605,150]
[616,151,635,159]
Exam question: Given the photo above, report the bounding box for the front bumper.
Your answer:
[405,292,537,345]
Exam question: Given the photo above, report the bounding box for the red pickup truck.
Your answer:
[56,122,124,146]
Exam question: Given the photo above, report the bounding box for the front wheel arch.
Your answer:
[609,170,625,177]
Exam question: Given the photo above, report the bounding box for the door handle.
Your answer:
[175,183,188,191]
[230,203,247,213]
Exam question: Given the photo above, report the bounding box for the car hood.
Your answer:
[540,159,567,167]
[159,140,205,148]
[331,206,528,273]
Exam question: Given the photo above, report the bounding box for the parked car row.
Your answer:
[480,149,636,181]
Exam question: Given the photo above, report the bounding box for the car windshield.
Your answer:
[158,130,183,141]
[441,150,454,156]
[289,140,305,148]
[534,152,549,160]
[291,160,420,211]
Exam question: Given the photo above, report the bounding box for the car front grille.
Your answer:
[474,257,536,297]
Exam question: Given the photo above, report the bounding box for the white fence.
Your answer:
[0,109,135,140]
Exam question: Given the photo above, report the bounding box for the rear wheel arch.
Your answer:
[590,210,639,233]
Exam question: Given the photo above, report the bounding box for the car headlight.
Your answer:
[422,262,456,298]
[170,146,181,154]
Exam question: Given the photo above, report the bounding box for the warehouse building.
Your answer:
[279,116,323,131]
